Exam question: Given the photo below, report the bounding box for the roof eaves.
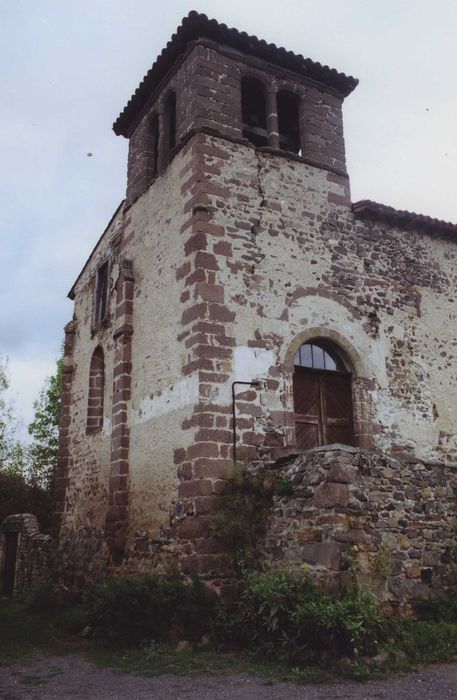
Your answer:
[113,11,358,137]
[352,200,457,238]
[68,200,125,300]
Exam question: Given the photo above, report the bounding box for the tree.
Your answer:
[0,356,25,473]
[0,356,53,526]
[28,355,63,491]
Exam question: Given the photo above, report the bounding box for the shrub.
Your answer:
[26,582,81,614]
[88,574,216,646]
[415,593,457,622]
[218,568,384,664]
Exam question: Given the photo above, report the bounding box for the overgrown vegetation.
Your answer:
[209,465,273,572]
[88,574,216,646]
[215,568,384,663]
[3,573,457,681]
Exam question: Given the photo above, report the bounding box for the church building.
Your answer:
[56,12,457,587]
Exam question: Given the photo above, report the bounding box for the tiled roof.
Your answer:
[352,200,457,237]
[113,11,358,137]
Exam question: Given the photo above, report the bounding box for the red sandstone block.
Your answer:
[184,232,207,256]
[110,476,128,491]
[213,241,232,257]
[110,447,129,463]
[313,483,349,508]
[194,402,232,415]
[193,497,214,516]
[192,320,225,335]
[113,362,132,378]
[241,431,264,446]
[178,462,193,481]
[194,251,219,270]
[208,303,235,322]
[181,302,207,326]
[181,413,214,430]
[194,459,233,479]
[111,435,129,451]
[182,358,215,375]
[195,427,232,443]
[327,192,350,207]
[177,516,210,539]
[235,402,262,417]
[178,479,214,497]
[185,269,207,286]
[198,371,229,384]
[114,492,129,506]
[199,144,230,160]
[173,447,187,465]
[235,389,257,401]
[176,261,191,280]
[183,193,210,215]
[187,442,220,459]
[196,282,224,303]
[213,335,236,348]
[195,344,231,360]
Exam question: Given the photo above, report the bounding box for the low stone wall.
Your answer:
[0,514,54,599]
[264,445,457,611]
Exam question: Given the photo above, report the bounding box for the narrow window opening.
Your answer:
[86,346,105,434]
[148,113,159,181]
[277,90,301,154]
[241,77,268,147]
[164,92,176,156]
[94,260,109,325]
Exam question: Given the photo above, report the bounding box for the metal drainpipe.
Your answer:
[231,380,261,467]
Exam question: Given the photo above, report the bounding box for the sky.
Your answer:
[1,0,456,440]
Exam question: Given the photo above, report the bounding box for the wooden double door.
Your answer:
[293,367,355,450]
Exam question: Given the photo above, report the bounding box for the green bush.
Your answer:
[218,569,384,664]
[415,593,457,622]
[26,582,81,614]
[88,574,216,646]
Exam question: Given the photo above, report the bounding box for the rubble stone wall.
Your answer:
[264,445,457,611]
[0,514,54,599]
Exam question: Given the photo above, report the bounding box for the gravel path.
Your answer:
[1,655,456,699]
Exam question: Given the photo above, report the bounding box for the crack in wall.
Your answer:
[250,151,267,245]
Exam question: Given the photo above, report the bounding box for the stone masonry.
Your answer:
[265,445,457,611]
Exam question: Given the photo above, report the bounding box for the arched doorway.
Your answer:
[293,340,355,450]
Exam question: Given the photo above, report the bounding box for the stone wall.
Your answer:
[264,445,457,611]
[0,514,54,599]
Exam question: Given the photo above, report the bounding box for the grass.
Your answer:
[2,598,457,684]
[0,598,88,665]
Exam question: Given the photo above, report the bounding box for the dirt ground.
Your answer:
[1,655,457,700]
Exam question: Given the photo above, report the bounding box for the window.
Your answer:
[94,259,109,325]
[147,113,159,181]
[164,92,176,156]
[293,341,355,450]
[277,90,300,154]
[86,346,105,434]
[241,77,268,147]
